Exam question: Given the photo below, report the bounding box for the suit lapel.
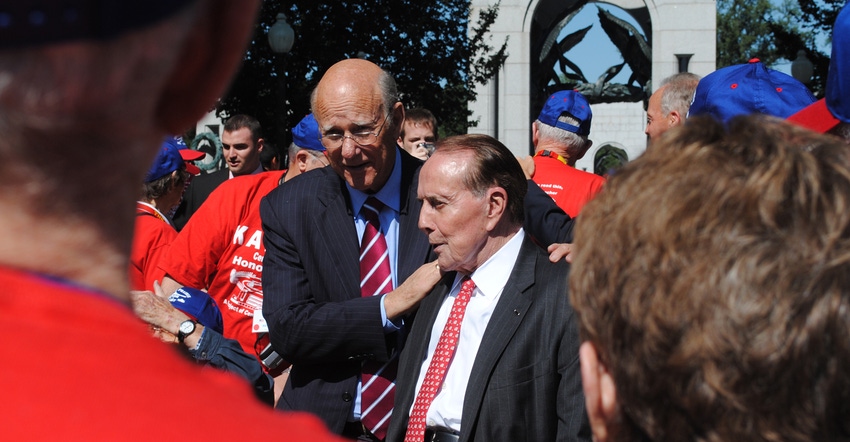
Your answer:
[460,237,537,439]
[313,170,361,300]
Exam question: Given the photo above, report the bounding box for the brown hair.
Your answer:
[434,134,526,225]
[570,115,850,441]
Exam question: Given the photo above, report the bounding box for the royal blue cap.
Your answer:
[168,287,224,334]
[291,113,325,151]
[788,3,850,132]
[145,140,186,183]
[537,90,592,136]
[689,59,816,123]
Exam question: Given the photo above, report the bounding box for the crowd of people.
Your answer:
[4,0,850,440]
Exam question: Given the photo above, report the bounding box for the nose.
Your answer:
[418,203,434,234]
[340,137,360,159]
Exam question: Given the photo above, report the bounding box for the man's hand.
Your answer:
[383,260,442,320]
[548,243,573,263]
[130,280,191,344]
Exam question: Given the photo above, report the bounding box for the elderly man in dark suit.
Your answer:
[261,59,442,440]
[386,134,590,442]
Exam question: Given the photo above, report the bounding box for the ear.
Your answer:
[155,0,261,134]
[484,186,508,231]
[256,138,264,153]
[389,102,406,140]
[580,341,619,442]
[294,150,311,173]
[532,121,540,146]
[669,110,682,126]
[576,139,593,160]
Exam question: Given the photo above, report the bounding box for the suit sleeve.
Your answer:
[260,194,393,365]
[524,180,576,245]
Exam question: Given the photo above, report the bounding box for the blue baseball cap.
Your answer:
[788,3,850,132]
[689,59,816,123]
[291,113,325,152]
[144,140,185,183]
[537,90,592,136]
[168,287,224,334]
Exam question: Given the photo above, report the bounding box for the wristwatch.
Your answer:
[177,320,197,344]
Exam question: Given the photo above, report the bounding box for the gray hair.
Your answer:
[535,113,590,158]
[659,72,701,117]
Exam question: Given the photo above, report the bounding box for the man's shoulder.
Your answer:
[264,167,344,206]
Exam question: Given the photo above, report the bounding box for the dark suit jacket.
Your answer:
[386,236,591,442]
[172,168,228,230]
[260,150,433,433]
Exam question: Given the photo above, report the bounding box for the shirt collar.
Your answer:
[349,145,403,215]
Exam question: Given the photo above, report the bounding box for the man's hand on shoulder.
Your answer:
[384,260,442,320]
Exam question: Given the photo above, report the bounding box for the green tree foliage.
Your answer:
[217,0,508,146]
[717,0,842,97]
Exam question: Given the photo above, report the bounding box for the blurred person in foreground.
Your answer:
[570,115,850,441]
[0,0,339,439]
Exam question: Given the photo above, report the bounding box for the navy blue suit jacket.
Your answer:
[260,150,432,433]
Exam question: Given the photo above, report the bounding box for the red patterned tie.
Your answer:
[359,197,395,440]
[404,278,476,442]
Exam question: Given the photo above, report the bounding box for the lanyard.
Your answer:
[135,201,172,227]
[535,150,568,165]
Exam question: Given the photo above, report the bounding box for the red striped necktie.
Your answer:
[359,197,395,440]
[404,277,475,441]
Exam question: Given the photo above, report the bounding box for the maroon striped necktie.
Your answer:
[359,197,395,440]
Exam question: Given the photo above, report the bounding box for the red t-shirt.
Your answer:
[0,265,340,440]
[129,203,176,291]
[159,171,284,358]
[533,154,606,217]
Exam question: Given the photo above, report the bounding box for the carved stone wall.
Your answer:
[469,0,716,170]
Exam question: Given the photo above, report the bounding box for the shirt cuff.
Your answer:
[380,294,403,332]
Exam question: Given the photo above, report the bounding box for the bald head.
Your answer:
[311,59,404,193]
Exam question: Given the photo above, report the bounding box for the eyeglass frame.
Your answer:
[318,113,391,149]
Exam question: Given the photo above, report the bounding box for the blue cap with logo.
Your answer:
[788,2,850,132]
[537,90,592,136]
[291,113,326,152]
[168,287,224,334]
[689,59,816,123]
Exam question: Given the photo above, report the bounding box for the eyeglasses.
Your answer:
[319,113,390,149]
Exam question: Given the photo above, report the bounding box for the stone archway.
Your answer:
[469,0,716,170]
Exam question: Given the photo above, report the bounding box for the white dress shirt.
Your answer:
[410,229,525,432]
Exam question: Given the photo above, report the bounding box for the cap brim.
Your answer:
[179,149,205,161]
[787,98,841,133]
[184,162,201,175]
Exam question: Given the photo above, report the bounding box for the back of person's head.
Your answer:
[571,115,850,441]
[260,142,281,171]
[434,134,527,225]
[658,72,700,117]
[223,114,263,143]
[592,143,628,177]
[689,59,815,123]
[401,108,438,138]
[536,90,592,157]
